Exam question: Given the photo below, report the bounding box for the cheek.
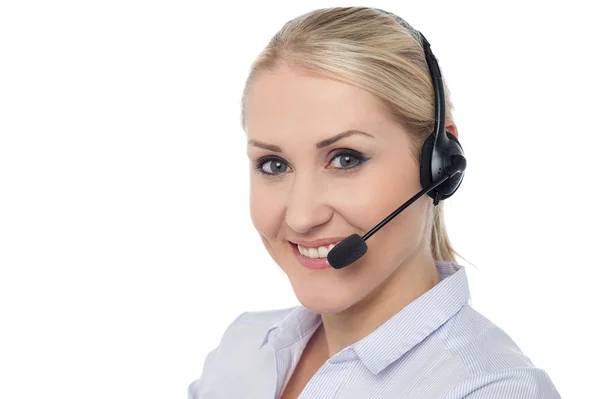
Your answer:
[342,159,425,258]
[339,163,420,228]
[249,182,284,238]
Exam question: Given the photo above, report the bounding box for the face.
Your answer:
[245,65,432,315]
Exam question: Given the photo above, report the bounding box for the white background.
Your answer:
[1,0,598,398]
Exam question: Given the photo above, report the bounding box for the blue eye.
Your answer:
[254,150,369,177]
[256,158,289,175]
[330,152,362,169]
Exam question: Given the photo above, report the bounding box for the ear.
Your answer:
[445,121,458,139]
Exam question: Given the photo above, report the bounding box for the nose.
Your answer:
[285,173,333,234]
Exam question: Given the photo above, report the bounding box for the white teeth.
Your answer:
[297,243,338,258]
[317,246,328,258]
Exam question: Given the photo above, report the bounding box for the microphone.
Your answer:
[326,154,467,269]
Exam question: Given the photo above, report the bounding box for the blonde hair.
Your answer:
[240,6,468,264]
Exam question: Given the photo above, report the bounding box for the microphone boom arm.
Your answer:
[362,155,465,242]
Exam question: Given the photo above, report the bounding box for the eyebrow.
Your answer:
[247,130,374,153]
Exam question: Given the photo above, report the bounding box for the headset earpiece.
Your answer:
[419,130,465,205]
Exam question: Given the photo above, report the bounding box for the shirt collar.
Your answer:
[259,261,470,374]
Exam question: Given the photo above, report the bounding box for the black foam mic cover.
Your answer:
[327,234,368,269]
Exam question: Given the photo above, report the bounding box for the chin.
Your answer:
[301,300,354,316]
[293,285,359,315]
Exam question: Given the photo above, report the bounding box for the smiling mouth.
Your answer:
[290,241,341,259]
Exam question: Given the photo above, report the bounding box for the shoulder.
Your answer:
[236,306,298,326]
[208,305,298,353]
[440,304,536,371]
[443,367,560,398]
[436,305,560,397]
[188,306,298,398]
[221,306,298,343]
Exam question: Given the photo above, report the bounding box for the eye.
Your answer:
[255,157,289,175]
[254,150,369,177]
[330,152,364,169]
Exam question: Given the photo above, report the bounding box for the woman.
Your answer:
[189,6,560,398]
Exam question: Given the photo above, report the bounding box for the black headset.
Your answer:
[327,10,467,268]
[377,9,466,206]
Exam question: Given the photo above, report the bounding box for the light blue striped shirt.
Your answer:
[188,261,560,398]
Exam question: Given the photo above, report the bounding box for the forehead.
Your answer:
[245,66,393,139]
